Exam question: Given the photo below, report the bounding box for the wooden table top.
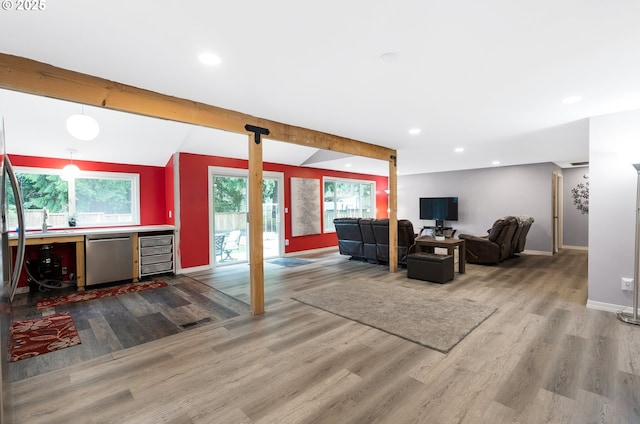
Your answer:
[415,236,464,246]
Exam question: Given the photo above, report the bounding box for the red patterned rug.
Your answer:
[10,312,81,362]
[36,281,169,310]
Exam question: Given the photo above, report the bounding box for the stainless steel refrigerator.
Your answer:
[0,113,26,423]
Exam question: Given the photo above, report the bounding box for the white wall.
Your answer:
[563,167,589,247]
[589,109,640,308]
[398,162,559,252]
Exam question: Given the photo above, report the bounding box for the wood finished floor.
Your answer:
[9,249,640,423]
[9,274,250,382]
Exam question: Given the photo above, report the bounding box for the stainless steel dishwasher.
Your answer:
[85,233,133,286]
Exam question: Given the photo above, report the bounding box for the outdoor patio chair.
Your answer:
[222,230,241,260]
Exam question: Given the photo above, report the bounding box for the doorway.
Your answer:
[208,167,284,266]
[552,171,564,254]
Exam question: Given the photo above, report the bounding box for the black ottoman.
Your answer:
[407,252,454,284]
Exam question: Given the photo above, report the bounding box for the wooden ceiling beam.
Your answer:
[0,53,396,162]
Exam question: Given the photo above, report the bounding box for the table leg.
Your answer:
[447,246,457,276]
[458,244,466,273]
[75,240,85,291]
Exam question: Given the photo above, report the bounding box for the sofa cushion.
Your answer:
[487,218,508,242]
[359,218,377,262]
[333,218,364,258]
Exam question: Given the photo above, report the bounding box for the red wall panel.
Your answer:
[9,153,389,274]
[165,154,175,225]
[9,154,168,225]
[178,152,389,269]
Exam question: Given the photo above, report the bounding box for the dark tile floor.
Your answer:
[9,274,251,382]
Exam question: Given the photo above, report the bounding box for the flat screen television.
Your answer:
[419,197,459,227]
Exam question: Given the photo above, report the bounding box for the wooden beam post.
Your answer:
[0,53,396,162]
[246,125,266,315]
[388,155,398,272]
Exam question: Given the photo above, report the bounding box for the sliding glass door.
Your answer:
[209,168,283,266]
[212,175,248,264]
[262,177,281,259]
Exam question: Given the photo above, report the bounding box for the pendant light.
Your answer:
[61,149,80,181]
[66,104,99,141]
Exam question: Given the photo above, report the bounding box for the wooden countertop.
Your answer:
[9,225,175,241]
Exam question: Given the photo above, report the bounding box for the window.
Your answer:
[8,167,140,230]
[323,178,375,232]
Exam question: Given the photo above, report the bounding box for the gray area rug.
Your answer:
[269,258,313,267]
[292,280,496,353]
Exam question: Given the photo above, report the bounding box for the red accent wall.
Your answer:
[10,154,170,288]
[178,152,388,269]
[9,154,168,225]
[165,154,175,226]
[10,153,389,275]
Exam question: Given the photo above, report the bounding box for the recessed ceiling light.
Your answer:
[345,163,352,168]
[492,161,501,165]
[199,52,221,66]
[454,147,464,153]
[408,128,421,135]
[562,95,582,104]
[379,52,398,63]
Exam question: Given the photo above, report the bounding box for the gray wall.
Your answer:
[589,109,640,308]
[398,162,560,253]
[562,167,589,247]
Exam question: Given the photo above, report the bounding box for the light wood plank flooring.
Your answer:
[9,249,640,423]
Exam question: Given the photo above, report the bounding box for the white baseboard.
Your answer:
[177,247,339,274]
[562,245,589,251]
[587,299,640,315]
[521,249,553,256]
[177,264,212,274]
[285,246,338,257]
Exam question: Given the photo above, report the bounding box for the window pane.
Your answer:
[75,177,134,226]
[11,168,140,229]
[323,178,375,232]
[361,184,372,217]
[335,182,360,218]
[9,173,69,229]
[214,176,247,213]
[323,181,336,231]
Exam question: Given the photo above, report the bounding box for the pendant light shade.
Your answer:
[61,163,80,181]
[66,111,99,141]
[61,149,80,181]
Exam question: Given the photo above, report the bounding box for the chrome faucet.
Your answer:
[42,207,50,233]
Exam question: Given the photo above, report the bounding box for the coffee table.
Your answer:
[414,236,466,274]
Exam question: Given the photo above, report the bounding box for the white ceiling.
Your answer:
[1,0,640,176]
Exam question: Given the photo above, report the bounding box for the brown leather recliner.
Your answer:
[512,216,534,255]
[358,218,378,263]
[333,218,364,260]
[334,217,416,266]
[458,216,519,264]
[372,218,416,266]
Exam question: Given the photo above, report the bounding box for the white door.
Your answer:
[208,167,284,266]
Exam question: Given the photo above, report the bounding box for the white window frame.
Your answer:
[14,166,141,229]
[323,176,376,233]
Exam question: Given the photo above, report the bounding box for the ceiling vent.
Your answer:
[570,161,589,167]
